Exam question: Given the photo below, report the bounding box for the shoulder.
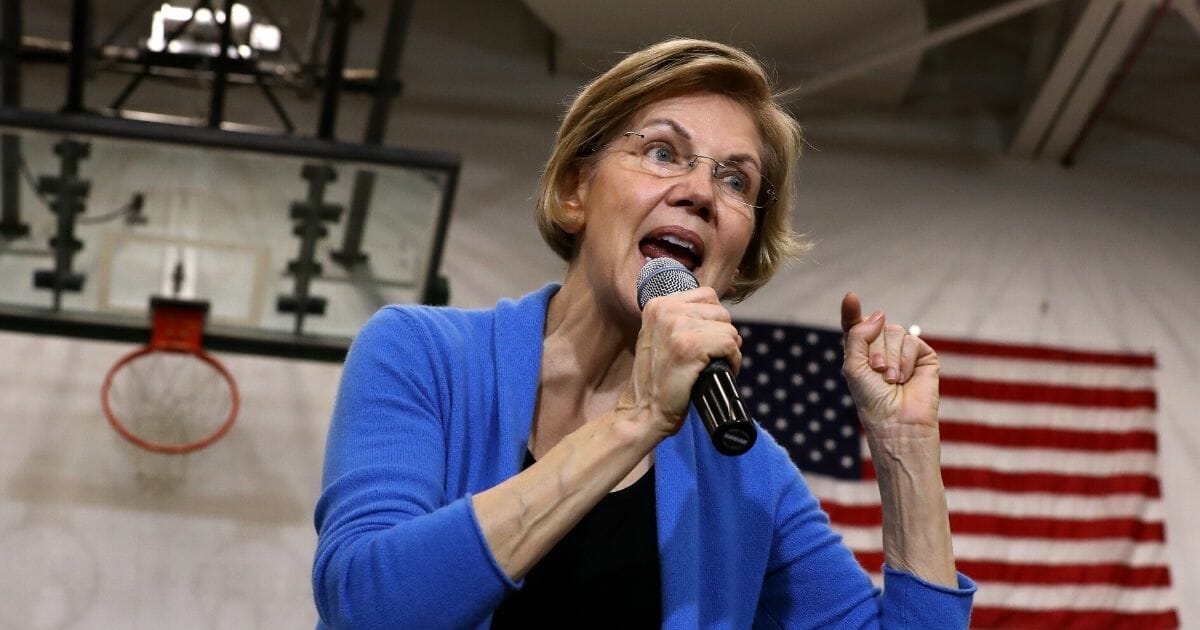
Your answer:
[349,303,494,361]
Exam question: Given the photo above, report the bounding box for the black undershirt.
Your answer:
[490,450,662,628]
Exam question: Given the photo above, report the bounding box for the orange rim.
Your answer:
[100,346,240,454]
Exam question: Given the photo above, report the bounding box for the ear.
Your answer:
[558,166,588,235]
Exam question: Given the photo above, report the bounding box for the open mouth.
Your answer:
[638,227,704,271]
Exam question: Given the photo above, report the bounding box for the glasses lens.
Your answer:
[711,160,765,208]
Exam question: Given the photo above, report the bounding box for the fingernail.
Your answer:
[886,367,898,382]
[869,311,883,322]
[871,354,885,369]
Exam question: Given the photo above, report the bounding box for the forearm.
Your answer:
[471,407,659,580]
[867,432,958,588]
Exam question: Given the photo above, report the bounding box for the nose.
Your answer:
[664,160,717,222]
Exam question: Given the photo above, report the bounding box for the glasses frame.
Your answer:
[617,131,777,212]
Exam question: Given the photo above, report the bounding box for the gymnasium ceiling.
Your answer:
[15,0,1200,163]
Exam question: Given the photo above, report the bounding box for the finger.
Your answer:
[843,309,885,369]
[840,292,864,334]
[866,316,891,373]
[643,293,731,324]
[899,332,920,383]
[882,323,906,383]
[669,322,742,372]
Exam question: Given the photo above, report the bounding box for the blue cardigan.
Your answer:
[313,284,975,629]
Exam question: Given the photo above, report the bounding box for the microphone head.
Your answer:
[637,257,698,310]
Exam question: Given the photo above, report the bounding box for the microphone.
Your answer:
[636,258,757,456]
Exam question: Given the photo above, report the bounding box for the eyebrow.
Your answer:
[639,118,763,171]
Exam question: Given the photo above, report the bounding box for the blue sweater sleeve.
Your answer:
[756,447,975,629]
[311,308,517,629]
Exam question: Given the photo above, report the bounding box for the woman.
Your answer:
[313,39,975,629]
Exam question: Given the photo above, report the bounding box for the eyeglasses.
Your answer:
[614,130,776,212]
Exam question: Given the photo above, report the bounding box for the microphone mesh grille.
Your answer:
[637,258,699,309]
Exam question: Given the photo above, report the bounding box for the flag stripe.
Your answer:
[860,465,1163,497]
[838,529,1167,566]
[853,552,1173,587]
[808,478,1165,519]
[922,336,1156,367]
[938,420,1158,452]
[824,504,1165,541]
[881,444,1161,476]
[941,377,1157,409]
[970,607,1179,629]
[938,400,1156,433]
[937,354,1155,389]
[973,583,1177,612]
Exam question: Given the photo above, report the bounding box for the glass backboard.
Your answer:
[0,108,458,361]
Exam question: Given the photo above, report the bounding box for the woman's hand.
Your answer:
[840,291,958,587]
[840,292,940,444]
[622,286,742,440]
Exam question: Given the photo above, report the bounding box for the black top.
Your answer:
[490,450,662,628]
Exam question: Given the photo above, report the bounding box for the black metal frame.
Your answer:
[0,0,27,238]
[0,106,460,362]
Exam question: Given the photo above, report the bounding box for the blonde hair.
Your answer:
[535,38,809,302]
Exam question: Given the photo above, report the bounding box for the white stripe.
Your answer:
[802,475,880,505]
[837,528,1168,566]
[938,399,1157,432]
[944,491,1165,521]
[938,352,1154,389]
[806,476,1165,521]
[939,443,1159,476]
[973,583,1178,614]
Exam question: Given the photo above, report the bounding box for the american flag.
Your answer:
[736,320,1179,629]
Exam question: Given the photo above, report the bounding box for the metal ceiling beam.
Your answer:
[1176,0,1200,35]
[784,0,1065,102]
[1010,0,1155,160]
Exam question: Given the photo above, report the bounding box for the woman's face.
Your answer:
[563,92,762,320]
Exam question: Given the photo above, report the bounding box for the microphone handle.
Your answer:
[691,358,757,456]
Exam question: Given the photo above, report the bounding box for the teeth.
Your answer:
[661,235,695,251]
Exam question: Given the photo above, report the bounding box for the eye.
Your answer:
[645,143,676,164]
[717,165,751,195]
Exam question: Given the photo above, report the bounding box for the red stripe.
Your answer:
[859,465,1162,497]
[922,336,1156,367]
[825,504,1165,541]
[852,552,1173,588]
[969,607,1179,629]
[948,513,1165,541]
[938,420,1158,452]
[941,378,1157,409]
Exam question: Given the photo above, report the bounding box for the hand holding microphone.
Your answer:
[635,258,757,456]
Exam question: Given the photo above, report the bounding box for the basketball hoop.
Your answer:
[101,297,239,454]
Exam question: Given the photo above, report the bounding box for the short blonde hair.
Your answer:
[536,38,809,302]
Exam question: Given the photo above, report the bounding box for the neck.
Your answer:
[542,272,638,393]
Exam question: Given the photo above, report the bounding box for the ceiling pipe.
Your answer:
[1174,0,1200,35]
[1061,0,1174,166]
[783,0,1066,103]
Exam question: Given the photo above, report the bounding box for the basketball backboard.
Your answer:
[0,109,459,361]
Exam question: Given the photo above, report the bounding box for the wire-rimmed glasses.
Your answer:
[614,130,776,214]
